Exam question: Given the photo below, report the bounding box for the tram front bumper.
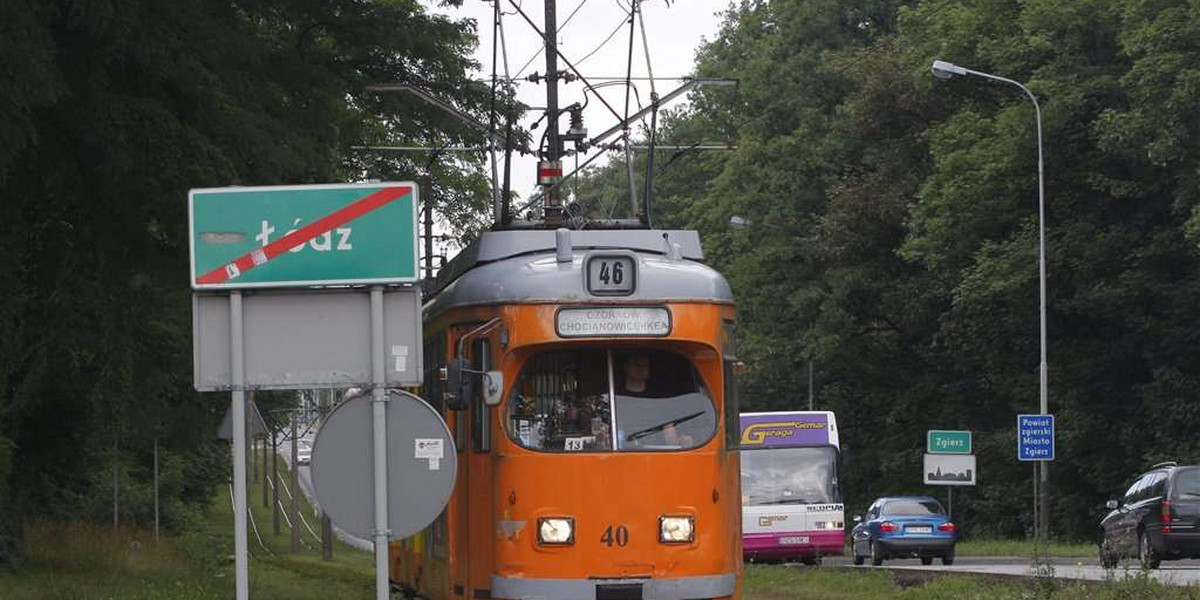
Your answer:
[490,573,736,600]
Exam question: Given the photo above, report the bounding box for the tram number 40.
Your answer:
[600,524,630,547]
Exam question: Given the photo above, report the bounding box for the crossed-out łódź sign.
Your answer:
[189,183,418,289]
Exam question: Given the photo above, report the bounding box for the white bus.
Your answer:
[740,411,843,563]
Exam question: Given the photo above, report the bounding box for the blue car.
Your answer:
[851,496,956,566]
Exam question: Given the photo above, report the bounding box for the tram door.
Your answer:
[445,328,470,600]
[455,327,495,599]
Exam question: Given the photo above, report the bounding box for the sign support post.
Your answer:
[191,182,426,600]
[230,291,249,600]
[371,286,390,600]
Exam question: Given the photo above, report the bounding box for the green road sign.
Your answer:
[927,430,972,454]
[189,183,418,289]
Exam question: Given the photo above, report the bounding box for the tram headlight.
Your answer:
[537,517,575,545]
[659,515,694,543]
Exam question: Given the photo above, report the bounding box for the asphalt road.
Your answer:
[273,434,1200,581]
[819,555,1200,585]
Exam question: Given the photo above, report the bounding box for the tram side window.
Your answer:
[721,320,739,451]
[471,339,490,452]
[506,349,716,452]
[723,359,739,450]
[423,335,446,414]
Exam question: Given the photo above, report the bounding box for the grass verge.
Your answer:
[0,449,373,599]
[955,538,1095,558]
[744,564,1197,600]
[241,449,374,571]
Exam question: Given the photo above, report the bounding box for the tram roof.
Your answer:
[425,229,732,318]
[434,229,704,291]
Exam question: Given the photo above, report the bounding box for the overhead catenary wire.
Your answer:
[492,75,690,83]
[637,0,657,226]
[489,0,503,223]
[351,146,485,152]
[585,80,642,113]
[504,0,624,123]
[491,0,518,224]
[619,0,639,217]
[488,0,730,225]
[514,0,597,79]
[573,14,631,69]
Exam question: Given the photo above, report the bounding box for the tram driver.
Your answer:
[616,352,700,449]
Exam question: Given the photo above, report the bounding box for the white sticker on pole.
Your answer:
[392,345,409,373]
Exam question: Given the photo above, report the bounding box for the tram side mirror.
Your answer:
[1106,499,1118,511]
[483,371,504,406]
[852,515,862,523]
[443,358,469,411]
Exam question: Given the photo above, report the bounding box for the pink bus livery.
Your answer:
[739,411,843,563]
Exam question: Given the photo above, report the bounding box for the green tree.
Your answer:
[634,0,1200,540]
[0,0,491,553]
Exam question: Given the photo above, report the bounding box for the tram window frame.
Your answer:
[505,348,717,453]
[471,338,491,453]
[428,332,467,453]
[721,319,740,451]
[423,334,446,414]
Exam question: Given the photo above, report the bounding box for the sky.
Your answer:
[420,0,732,210]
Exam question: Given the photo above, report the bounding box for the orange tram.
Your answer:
[391,228,742,600]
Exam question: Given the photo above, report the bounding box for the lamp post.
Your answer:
[931,59,1049,541]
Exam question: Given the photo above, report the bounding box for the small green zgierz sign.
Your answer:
[927,430,972,454]
[189,183,419,290]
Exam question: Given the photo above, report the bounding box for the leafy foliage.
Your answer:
[0,0,488,548]
[577,0,1200,540]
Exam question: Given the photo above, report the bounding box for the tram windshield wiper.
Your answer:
[626,411,705,442]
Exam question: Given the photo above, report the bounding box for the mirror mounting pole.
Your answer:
[444,318,504,410]
[457,318,504,361]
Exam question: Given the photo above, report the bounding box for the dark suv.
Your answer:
[1098,462,1200,568]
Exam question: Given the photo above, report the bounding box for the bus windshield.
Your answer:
[741,446,840,505]
[506,349,716,452]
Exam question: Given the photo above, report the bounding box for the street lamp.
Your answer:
[729,214,817,410]
[932,59,1049,540]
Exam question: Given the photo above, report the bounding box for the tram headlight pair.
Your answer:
[659,515,695,543]
[537,517,575,545]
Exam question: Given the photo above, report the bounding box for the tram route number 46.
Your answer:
[597,261,625,285]
[601,524,630,547]
[587,255,636,295]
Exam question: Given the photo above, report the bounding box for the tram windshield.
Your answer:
[506,349,716,452]
[741,446,841,505]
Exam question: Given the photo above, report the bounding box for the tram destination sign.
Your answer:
[189,183,419,289]
[556,307,671,338]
